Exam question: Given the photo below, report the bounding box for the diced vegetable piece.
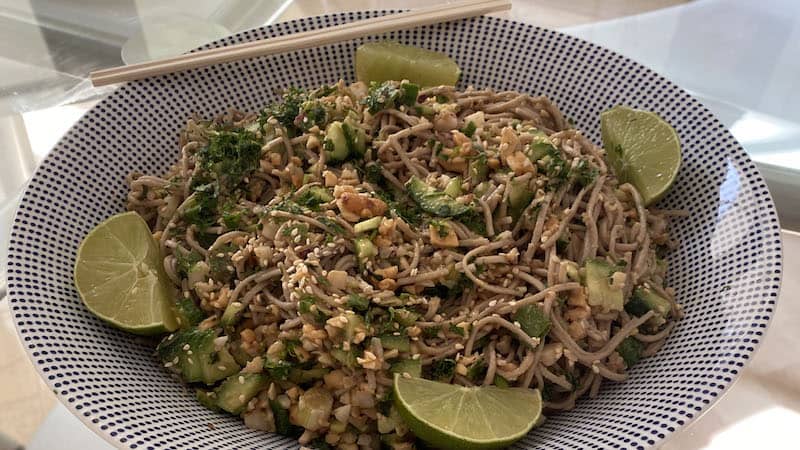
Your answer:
[342,120,368,156]
[406,175,472,217]
[513,304,551,339]
[271,399,300,437]
[444,176,462,198]
[380,334,411,352]
[344,313,365,343]
[354,216,383,234]
[332,347,358,368]
[354,237,378,262]
[215,372,268,414]
[264,358,293,380]
[156,328,240,385]
[290,386,334,432]
[346,294,370,312]
[221,300,247,332]
[625,286,672,326]
[289,367,330,384]
[391,359,422,378]
[508,178,534,221]
[616,337,644,368]
[469,153,488,184]
[392,308,420,327]
[324,121,349,161]
[173,297,204,329]
[296,186,333,209]
[585,259,624,312]
[196,389,220,411]
[526,130,557,162]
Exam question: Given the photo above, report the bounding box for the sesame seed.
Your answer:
[454,343,464,350]
[164,362,173,368]
[187,350,193,355]
[238,395,246,402]
[217,365,227,371]
[513,321,521,328]
[488,300,497,307]
[187,357,194,364]
[182,344,190,351]
[238,376,245,384]
[172,357,179,364]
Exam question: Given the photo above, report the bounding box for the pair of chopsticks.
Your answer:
[90,0,511,87]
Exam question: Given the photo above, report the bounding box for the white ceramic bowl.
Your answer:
[7,12,783,449]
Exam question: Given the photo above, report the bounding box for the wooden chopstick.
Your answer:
[90,0,511,87]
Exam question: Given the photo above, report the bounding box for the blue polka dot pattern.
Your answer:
[7,12,782,450]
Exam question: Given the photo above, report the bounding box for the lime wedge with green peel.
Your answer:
[74,211,178,335]
[393,375,543,449]
[355,41,461,86]
[600,105,682,205]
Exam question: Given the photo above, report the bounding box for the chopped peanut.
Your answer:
[429,224,459,248]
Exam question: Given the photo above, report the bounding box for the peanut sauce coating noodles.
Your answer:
[127,80,682,447]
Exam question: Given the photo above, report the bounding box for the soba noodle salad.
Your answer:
[77,45,684,450]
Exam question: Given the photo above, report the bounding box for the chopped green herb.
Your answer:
[513,304,551,339]
[422,326,441,339]
[616,337,644,368]
[462,121,477,137]
[428,358,456,382]
[347,294,370,312]
[448,323,465,337]
[264,359,293,380]
[363,81,419,113]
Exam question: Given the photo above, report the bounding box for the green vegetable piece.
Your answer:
[296,186,333,209]
[215,372,268,414]
[428,358,456,382]
[344,313,365,343]
[341,121,367,157]
[331,347,358,368]
[415,104,436,117]
[271,399,301,437]
[469,153,488,184]
[289,367,330,384]
[354,216,383,234]
[616,337,644,368]
[346,294,370,312]
[156,328,240,385]
[513,304,551,339]
[626,286,672,325]
[220,300,247,332]
[493,375,510,388]
[400,82,420,105]
[264,358,293,380]
[466,358,487,382]
[462,121,477,137]
[354,237,378,262]
[196,389,221,411]
[324,121,349,161]
[173,297,204,329]
[391,359,422,378]
[380,334,411,352]
[444,176,462,198]
[405,175,472,217]
[391,308,420,327]
[585,259,624,312]
[508,178,534,221]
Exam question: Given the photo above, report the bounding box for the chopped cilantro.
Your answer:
[616,337,644,368]
[448,323,465,337]
[513,304,551,339]
[363,81,419,113]
[264,359,293,380]
[462,121,477,137]
[428,358,456,382]
[261,87,307,136]
[347,294,370,312]
[422,326,441,339]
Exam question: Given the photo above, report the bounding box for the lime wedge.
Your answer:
[74,211,178,335]
[393,375,543,449]
[355,41,461,86]
[600,105,682,205]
